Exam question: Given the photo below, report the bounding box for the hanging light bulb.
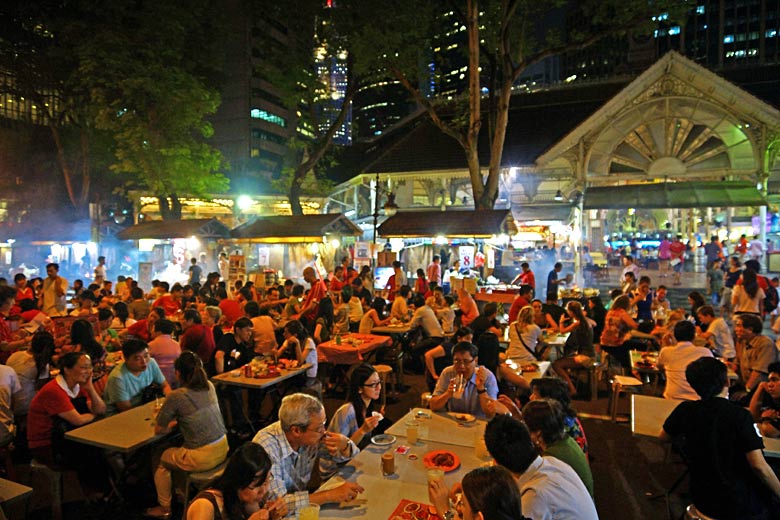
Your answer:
[554,190,564,202]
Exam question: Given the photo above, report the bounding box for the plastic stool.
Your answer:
[181,461,227,519]
[374,364,394,406]
[29,459,62,520]
[608,375,643,422]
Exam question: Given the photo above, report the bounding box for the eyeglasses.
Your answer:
[453,358,475,366]
[303,422,326,434]
[363,381,382,388]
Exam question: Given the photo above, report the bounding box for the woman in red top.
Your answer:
[13,273,34,303]
[27,351,106,469]
[123,307,166,342]
[0,286,30,361]
[180,309,216,376]
[414,269,429,297]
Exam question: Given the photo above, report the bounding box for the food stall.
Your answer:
[229,214,363,285]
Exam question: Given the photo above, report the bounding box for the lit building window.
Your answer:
[723,34,734,44]
[250,108,287,128]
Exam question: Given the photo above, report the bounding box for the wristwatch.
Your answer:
[442,510,456,520]
[476,388,487,394]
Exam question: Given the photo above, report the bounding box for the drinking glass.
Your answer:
[299,504,320,520]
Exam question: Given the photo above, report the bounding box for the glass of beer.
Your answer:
[299,504,320,520]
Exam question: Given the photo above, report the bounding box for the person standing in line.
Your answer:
[426,255,442,287]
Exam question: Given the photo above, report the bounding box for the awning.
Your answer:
[582,181,767,210]
[513,204,573,223]
[116,218,230,241]
[377,209,518,238]
[231,214,362,243]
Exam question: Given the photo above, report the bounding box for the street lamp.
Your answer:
[372,173,398,246]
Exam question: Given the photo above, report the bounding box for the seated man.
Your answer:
[733,313,779,402]
[696,304,736,359]
[656,321,713,401]
[408,294,445,371]
[468,302,503,344]
[424,327,473,389]
[390,285,411,322]
[507,285,533,324]
[484,414,598,520]
[429,342,498,419]
[252,393,363,516]
[103,339,171,414]
[749,361,780,439]
[660,357,780,520]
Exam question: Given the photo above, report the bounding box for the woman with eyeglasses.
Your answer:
[320,363,385,478]
[145,352,229,519]
[185,442,287,520]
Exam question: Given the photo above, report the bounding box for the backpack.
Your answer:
[764,279,779,313]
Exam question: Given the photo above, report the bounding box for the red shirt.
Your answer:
[28,378,89,449]
[519,270,536,289]
[218,298,243,325]
[669,241,686,261]
[330,277,346,293]
[153,295,182,316]
[303,279,328,320]
[126,319,152,341]
[14,286,34,303]
[508,295,530,324]
[180,324,216,368]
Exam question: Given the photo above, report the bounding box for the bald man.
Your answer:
[298,267,328,327]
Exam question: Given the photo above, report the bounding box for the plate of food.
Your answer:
[371,434,396,446]
[423,450,461,472]
[520,363,539,373]
[448,412,476,423]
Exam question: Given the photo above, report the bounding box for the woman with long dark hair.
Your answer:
[7,330,56,417]
[184,443,286,520]
[687,290,706,326]
[732,268,764,316]
[111,301,136,329]
[552,301,595,396]
[358,297,391,333]
[587,296,607,341]
[68,318,108,393]
[145,351,229,519]
[312,296,334,344]
[429,465,526,520]
[599,294,638,371]
[275,320,318,388]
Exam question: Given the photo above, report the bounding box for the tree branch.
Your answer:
[389,66,467,151]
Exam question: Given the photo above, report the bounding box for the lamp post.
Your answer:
[372,173,399,246]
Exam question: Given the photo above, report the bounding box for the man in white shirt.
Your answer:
[40,263,68,317]
[484,414,599,520]
[408,295,445,373]
[0,364,21,446]
[94,256,107,285]
[696,305,736,359]
[749,235,765,262]
[657,321,713,400]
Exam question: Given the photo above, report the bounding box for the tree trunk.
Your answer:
[289,178,304,216]
[465,0,484,209]
[49,124,79,210]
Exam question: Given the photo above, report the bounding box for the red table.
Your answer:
[317,333,391,365]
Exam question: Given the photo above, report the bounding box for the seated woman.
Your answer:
[552,301,595,396]
[7,330,55,419]
[358,297,391,334]
[531,299,558,331]
[111,301,137,330]
[312,297,334,344]
[274,320,319,391]
[522,398,594,497]
[429,465,527,520]
[67,319,109,395]
[27,351,106,470]
[146,352,229,519]
[599,294,638,371]
[180,309,217,376]
[498,306,543,392]
[530,377,588,454]
[321,363,385,478]
[184,442,287,520]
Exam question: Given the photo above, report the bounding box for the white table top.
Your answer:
[65,401,166,453]
[211,364,310,389]
[543,332,569,346]
[385,409,486,448]
[0,478,32,505]
[631,394,780,458]
[318,436,489,518]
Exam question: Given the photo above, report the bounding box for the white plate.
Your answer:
[372,411,384,422]
[449,412,476,423]
[371,434,396,446]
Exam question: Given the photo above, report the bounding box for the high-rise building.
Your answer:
[210,0,294,193]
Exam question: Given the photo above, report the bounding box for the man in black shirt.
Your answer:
[468,302,502,343]
[214,317,254,374]
[660,357,780,520]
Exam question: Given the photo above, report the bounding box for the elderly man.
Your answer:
[40,263,68,317]
[485,414,598,520]
[430,342,498,419]
[734,313,779,401]
[298,266,328,327]
[660,357,780,520]
[103,339,171,414]
[253,393,363,516]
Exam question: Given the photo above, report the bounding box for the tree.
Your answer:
[351,0,687,210]
[256,0,376,215]
[0,1,114,216]
[83,0,229,220]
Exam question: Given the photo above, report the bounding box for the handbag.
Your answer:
[140,382,166,404]
[515,324,545,361]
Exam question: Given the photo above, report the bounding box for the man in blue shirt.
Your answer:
[546,262,563,303]
[430,342,498,418]
[104,339,170,414]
